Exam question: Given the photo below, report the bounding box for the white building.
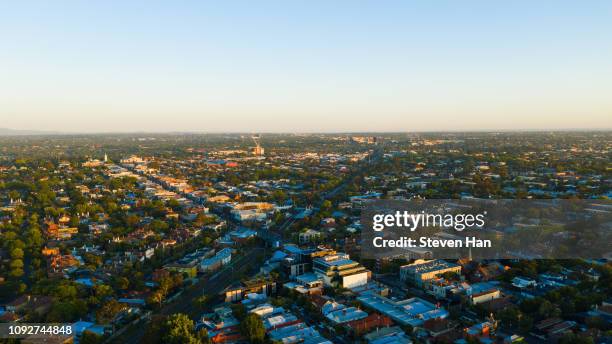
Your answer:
[312,252,370,289]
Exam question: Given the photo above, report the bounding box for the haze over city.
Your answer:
[2,1,612,132]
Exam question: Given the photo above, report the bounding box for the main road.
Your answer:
[264,146,384,244]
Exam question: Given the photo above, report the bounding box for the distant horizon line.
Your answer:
[1,127,611,136]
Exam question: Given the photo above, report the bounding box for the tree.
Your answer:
[197,328,211,344]
[195,214,216,227]
[202,236,213,246]
[159,276,174,295]
[147,290,164,307]
[231,303,246,321]
[497,307,520,327]
[83,253,103,269]
[53,283,78,300]
[9,268,24,278]
[10,248,24,260]
[161,313,200,344]
[80,330,103,344]
[113,276,130,290]
[93,284,114,300]
[25,227,43,249]
[321,200,332,211]
[240,313,266,344]
[167,199,180,211]
[46,300,88,322]
[150,219,169,232]
[9,259,24,269]
[538,299,560,319]
[519,315,533,333]
[558,333,594,344]
[96,299,125,324]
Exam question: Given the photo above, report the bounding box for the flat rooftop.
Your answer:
[357,292,448,327]
[296,272,322,284]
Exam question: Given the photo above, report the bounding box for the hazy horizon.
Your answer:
[2,1,612,132]
[2,127,611,136]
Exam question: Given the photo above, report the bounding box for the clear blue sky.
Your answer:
[1,1,611,132]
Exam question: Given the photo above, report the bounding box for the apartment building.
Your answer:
[313,252,370,289]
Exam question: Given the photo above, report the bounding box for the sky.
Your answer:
[1,1,611,133]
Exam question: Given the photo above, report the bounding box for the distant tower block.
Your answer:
[104,153,108,162]
[252,134,265,156]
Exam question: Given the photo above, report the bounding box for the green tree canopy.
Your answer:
[240,313,266,344]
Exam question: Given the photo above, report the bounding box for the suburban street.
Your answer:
[109,247,263,344]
